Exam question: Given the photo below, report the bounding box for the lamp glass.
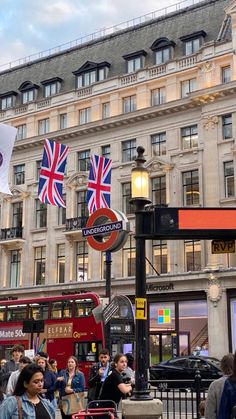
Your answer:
[131,169,149,199]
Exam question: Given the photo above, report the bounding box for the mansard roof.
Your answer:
[0,0,230,99]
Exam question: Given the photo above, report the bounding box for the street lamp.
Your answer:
[130,146,153,401]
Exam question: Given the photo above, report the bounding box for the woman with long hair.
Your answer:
[100,353,132,407]
[36,356,57,407]
[57,355,85,419]
[0,363,55,418]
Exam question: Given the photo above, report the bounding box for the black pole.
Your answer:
[105,251,112,353]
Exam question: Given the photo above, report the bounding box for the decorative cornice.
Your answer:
[202,115,219,130]
[66,173,88,189]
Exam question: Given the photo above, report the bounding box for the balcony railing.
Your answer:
[0,227,23,241]
[65,216,88,231]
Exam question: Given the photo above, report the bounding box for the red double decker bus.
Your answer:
[0,292,105,383]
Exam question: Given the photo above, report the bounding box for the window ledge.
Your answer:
[31,227,48,234]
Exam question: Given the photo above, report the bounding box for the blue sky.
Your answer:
[0,0,184,67]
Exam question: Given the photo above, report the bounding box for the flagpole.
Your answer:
[105,250,112,353]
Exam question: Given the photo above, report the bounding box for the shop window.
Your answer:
[179,300,207,355]
[149,302,175,332]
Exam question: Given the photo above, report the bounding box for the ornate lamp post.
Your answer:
[130,146,153,401]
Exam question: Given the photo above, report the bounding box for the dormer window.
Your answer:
[122,50,147,73]
[0,91,17,110]
[150,38,176,65]
[180,31,206,56]
[18,81,39,104]
[41,77,62,98]
[73,61,110,88]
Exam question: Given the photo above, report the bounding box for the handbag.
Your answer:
[15,396,22,419]
[61,392,83,415]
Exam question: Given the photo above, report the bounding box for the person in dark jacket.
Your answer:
[87,348,111,403]
[218,351,236,419]
[36,356,57,406]
[0,344,24,392]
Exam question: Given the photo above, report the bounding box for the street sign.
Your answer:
[135,298,147,320]
[82,221,124,237]
[212,239,235,254]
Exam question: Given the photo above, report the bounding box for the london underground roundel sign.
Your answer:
[82,208,129,252]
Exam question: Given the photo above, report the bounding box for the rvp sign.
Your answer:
[211,239,235,254]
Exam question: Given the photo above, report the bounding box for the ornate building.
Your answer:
[0,0,236,360]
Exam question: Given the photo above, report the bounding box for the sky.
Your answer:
[0,0,188,68]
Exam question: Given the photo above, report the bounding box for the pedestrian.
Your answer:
[6,356,32,395]
[99,353,132,408]
[0,359,7,369]
[57,356,85,419]
[122,353,135,385]
[87,348,111,403]
[49,359,58,374]
[205,353,234,419]
[218,351,236,419]
[36,356,57,407]
[0,363,55,418]
[0,344,24,392]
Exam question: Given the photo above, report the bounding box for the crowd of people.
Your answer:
[0,345,134,419]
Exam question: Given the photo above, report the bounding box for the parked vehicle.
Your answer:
[149,355,222,389]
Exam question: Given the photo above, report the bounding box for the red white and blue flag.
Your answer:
[87,154,112,214]
[38,139,69,207]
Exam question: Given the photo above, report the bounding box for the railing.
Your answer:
[65,216,88,231]
[148,372,211,419]
[0,227,23,240]
[0,0,204,72]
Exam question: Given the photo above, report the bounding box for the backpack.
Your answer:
[218,378,236,419]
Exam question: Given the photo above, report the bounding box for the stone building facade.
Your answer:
[0,0,236,360]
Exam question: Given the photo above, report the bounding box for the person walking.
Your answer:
[6,356,32,395]
[99,353,132,408]
[36,356,57,407]
[87,348,111,403]
[205,353,234,419]
[217,351,236,419]
[57,356,85,419]
[0,344,24,392]
[0,363,55,418]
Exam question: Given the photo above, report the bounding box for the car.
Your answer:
[149,355,223,389]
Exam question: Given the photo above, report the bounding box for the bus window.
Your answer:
[29,303,49,320]
[7,304,27,321]
[51,301,62,319]
[62,300,72,318]
[74,298,95,317]
[0,306,6,321]
[74,341,102,363]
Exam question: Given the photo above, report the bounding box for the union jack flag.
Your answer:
[38,139,69,207]
[87,154,112,214]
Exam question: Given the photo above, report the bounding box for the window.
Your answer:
[77,241,88,281]
[182,170,200,206]
[7,304,27,321]
[36,160,42,180]
[123,96,136,113]
[57,244,65,284]
[181,78,197,97]
[1,94,16,110]
[22,89,34,104]
[122,139,136,162]
[77,191,89,218]
[224,161,235,198]
[122,182,134,215]
[76,67,109,88]
[152,177,166,206]
[155,48,170,65]
[222,114,232,139]
[29,302,49,320]
[59,113,67,130]
[36,199,47,228]
[222,66,231,84]
[102,102,110,119]
[185,38,200,55]
[127,57,141,73]
[78,150,90,171]
[152,240,168,274]
[123,235,135,277]
[16,124,27,141]
[10,250,21,288]
[51,300,73,319]
[151,88,166,106]
[44,82,58,97]
[58,195,66,225]
[12,202,23,228]
[184,240,201,271]
[34,246,46,285]
[38,118,50,135]
[101,145,111,159]
[79,108,91,124]
[181,125,198,149]
[151,132,166,156]
[13,164,25,185]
